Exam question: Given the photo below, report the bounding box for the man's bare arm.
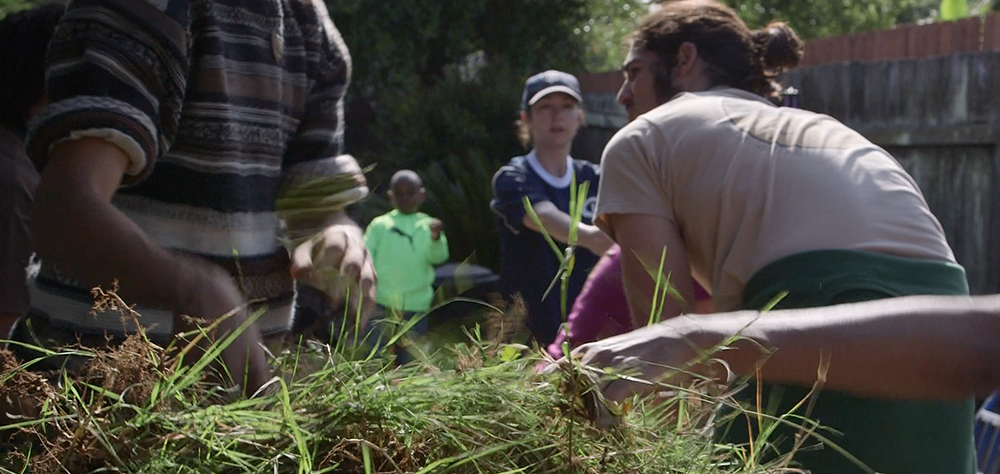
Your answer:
[33,137,267,396]
[521,201,612,256]
[693,295,1000,399]
[33,137,196,304]
[605,213,694,327]
[572,294,1000,401]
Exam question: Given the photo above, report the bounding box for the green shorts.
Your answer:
[718,249,976,474]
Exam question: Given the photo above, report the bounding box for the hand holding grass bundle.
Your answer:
[277,170,369,248]
[276,160,376,322]
[276,173,367,219]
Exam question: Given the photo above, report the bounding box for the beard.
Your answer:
[652,62,683,105]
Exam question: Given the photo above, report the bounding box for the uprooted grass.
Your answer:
[0,295,789,474]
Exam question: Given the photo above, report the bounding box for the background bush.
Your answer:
[331,0,606,272]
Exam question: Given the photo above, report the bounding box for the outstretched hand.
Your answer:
[542,320,712,403]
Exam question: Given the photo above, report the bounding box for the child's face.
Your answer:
[389,181,425,214]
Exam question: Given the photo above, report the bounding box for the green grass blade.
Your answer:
[647,246,668,326]
[760,290,790,312]
[362,444,373,474]
[522,196,564,260]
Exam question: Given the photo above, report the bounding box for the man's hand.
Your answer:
[544,319,713,403]
[428,218,444,241]
[290,223,376,324]
[172,259,270,397]
[34,136,271,397]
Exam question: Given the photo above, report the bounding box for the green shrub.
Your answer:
[331,1,592,271]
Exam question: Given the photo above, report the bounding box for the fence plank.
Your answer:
[831,35,851,63]
[911,22,942,58]
[985,13,1000,51]
[803,36,852,67]
[968,52,1000,123]
[872,27,910,61]
[804,16,988,67]
[891,145,997,295]
[848,33,870,62]
[577,71,622,96]
[950,17,982,54]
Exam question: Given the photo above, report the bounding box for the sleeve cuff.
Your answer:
[50,128,148,176]
[491,200,529,235]
[283,154,362,181]
[594,204,674,239]
[25,96,159,183]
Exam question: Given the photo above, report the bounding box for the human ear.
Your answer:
[674,42,700,78]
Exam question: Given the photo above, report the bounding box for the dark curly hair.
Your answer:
[632,0,803,99]
[0,2,65,138]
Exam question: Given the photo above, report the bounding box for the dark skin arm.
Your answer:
[33,137,268,397]
[561,294,1000,401]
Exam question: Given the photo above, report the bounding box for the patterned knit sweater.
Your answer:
[24,0,367,337]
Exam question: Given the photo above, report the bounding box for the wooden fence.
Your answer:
[781,52,1000,294]
[801,13,1000,67]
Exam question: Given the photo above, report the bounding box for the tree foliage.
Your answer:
[330,0,595,271]
[723,0,939,39]
[0,0,46,17]
[579,0,651,71]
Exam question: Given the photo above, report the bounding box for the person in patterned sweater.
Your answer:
[14,0,375,398]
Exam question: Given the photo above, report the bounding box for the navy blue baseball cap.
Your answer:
[522,70,583,111]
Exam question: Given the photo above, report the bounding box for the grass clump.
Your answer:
[0,290,771,474]
[0,174,818,473]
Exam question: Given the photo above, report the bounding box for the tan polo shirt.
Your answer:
[596,87,954,311]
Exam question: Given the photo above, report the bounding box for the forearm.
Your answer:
[33,182,197,311]
[682,295,1000,399]
[525,203,609,254]
[33,157,267,394]
[526,207,574,244]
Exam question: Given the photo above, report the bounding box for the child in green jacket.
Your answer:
[363,170,448,362]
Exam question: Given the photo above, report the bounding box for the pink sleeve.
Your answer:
[547,246,632,359]
[693,281,711,301]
